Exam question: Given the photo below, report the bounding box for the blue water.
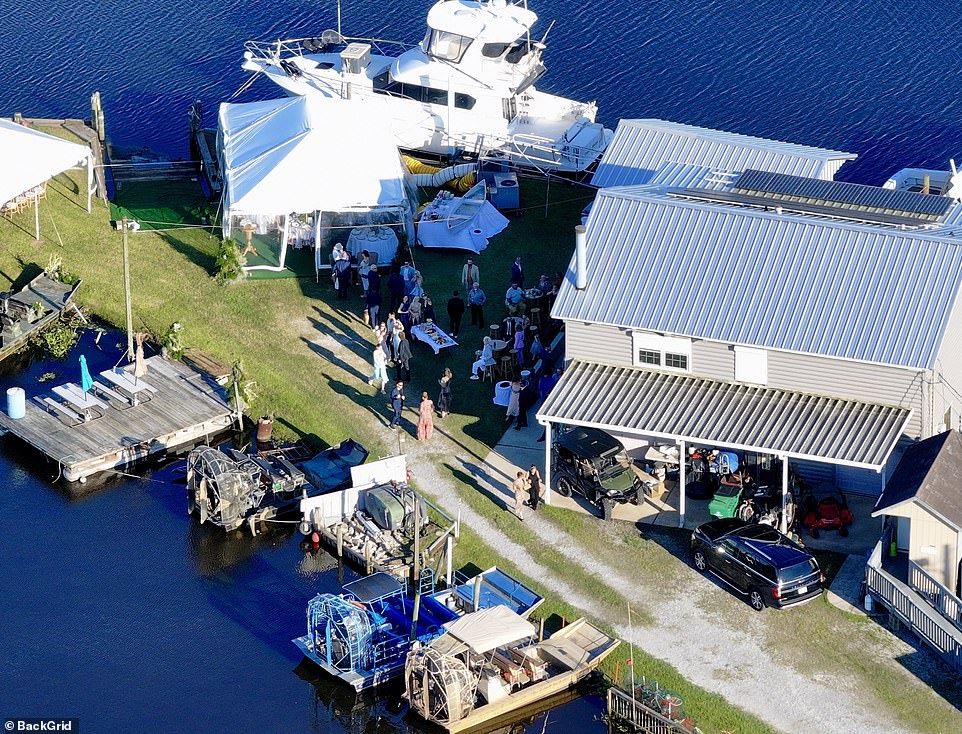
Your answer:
[3,1,962,183]
[1,2,961,730]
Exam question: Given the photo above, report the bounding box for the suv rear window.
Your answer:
[778,559,818,584]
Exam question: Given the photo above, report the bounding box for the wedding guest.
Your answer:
[417,392,435,441]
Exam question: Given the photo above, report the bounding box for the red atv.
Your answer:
[802,492,854,538]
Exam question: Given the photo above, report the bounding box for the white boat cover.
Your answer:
[417,199,509,252]
[217,96,414,221]
[442,605,535,653]
[0,119,91,205]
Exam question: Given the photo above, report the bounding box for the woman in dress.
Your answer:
[506,378,522,425]
[409,296,423,326]
[527,465,542,511]
[417,391,435,441]
[398,296,411,328]
[512,326,525,366]
[437,368,453,417]
[368,344,389,394]
[396,331,412,382]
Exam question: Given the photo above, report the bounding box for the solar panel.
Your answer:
[733,169,952,218]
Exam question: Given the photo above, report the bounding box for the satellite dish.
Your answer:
[320,29,345,46]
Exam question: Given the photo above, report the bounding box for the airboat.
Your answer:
[294,566,543,691]
[405,606,619,732]
[185,439,368,532]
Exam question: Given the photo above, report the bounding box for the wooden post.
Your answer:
[336,524,344,557]
[538,617,544,642]
[445,535,453,587]
[412,490,420,586]
[122,218,134,362]
[365,541,372,575]
[614,660,621,686]
[410,591,421,643]
[473,574,482,611]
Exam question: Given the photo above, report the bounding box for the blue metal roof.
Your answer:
[590,119,857,189]
[552,188,962,369]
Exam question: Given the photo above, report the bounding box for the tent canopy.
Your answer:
[218,96,415,221]
[0,119,91,205]
[441,605,535,653]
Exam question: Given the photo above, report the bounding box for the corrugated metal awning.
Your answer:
[537,362,912,470]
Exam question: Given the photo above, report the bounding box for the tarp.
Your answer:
[441,605,535,653]
[417,199,509,252]
[0,118,91,206]
[217,96,415,224]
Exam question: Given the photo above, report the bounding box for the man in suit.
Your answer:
[447,290,466,336]
[510,256,524,286]
[461,259,480,290]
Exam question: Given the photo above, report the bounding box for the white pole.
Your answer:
[628,601,636,701]
[34,191,40,240]
[677,439,686,528]
[543,421,552,505]
[86,156,93,213]
[445,535,453,587]
[279,214,291,269]
[781,455,789,534]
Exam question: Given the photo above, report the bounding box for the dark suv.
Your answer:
[552,426,642,520]
[690,518,823,611]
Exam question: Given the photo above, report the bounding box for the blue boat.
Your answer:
[294,567,543,691]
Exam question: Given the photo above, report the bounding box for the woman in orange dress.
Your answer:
[417,392,435,441]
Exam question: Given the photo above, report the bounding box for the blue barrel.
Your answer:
[6,387,25,420]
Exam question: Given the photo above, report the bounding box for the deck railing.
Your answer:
[606,687,691,734]
[908,560,962,633]
[866,541,962,672]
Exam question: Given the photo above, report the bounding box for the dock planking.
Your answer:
[0,355,236,481]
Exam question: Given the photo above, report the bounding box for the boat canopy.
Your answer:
[441,605,535,653]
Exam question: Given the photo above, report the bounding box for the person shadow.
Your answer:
[301,337,369,384]
[445,459,513,512]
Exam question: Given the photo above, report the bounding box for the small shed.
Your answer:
[873,430,962,594]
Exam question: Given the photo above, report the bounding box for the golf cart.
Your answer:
[552,426,643,520]
[706,451,797,529]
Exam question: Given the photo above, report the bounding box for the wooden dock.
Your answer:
[0,356,236,482]
[0,273,81,362]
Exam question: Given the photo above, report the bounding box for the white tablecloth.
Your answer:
[346,227,399,263]
[410,323,458,354]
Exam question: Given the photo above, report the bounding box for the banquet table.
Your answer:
[346,226,399,263]
[410,322,458,354]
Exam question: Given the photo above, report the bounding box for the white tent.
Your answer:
[0,119,93,239]
[217,96,416,272]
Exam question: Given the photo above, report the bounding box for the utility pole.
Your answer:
[122,217,134,362]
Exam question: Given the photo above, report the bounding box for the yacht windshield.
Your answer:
[427,30,472,62]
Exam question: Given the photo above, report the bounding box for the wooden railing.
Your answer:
[607,687,691,734]
[865,541,962,672]
[908,561,962,633]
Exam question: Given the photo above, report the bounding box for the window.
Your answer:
[631,332,692,372]
[481,42,509,58]
[665,353,688,370]
[373,72,448,106]
[426,30,472,62]
[637,349,660,366]
[734,346,768,385]
[454,92,476,110]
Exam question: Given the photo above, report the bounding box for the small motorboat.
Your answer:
[405,606,619,732]
[294,566,543,691]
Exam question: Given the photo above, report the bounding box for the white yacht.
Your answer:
[242,0,613,172]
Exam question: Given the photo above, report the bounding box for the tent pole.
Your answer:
[314,211,321,283]
[34,191,40,241]
[122,217,134,362]
[86,157,93,213]
[279,214,291,270]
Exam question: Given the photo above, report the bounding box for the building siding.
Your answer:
[902,503,960,590]
[932,288,962,436]
[564,321,633,365]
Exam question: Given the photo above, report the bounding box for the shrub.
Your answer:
[214,239,247,284]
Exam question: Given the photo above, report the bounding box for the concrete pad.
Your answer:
[826,554,869,616]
